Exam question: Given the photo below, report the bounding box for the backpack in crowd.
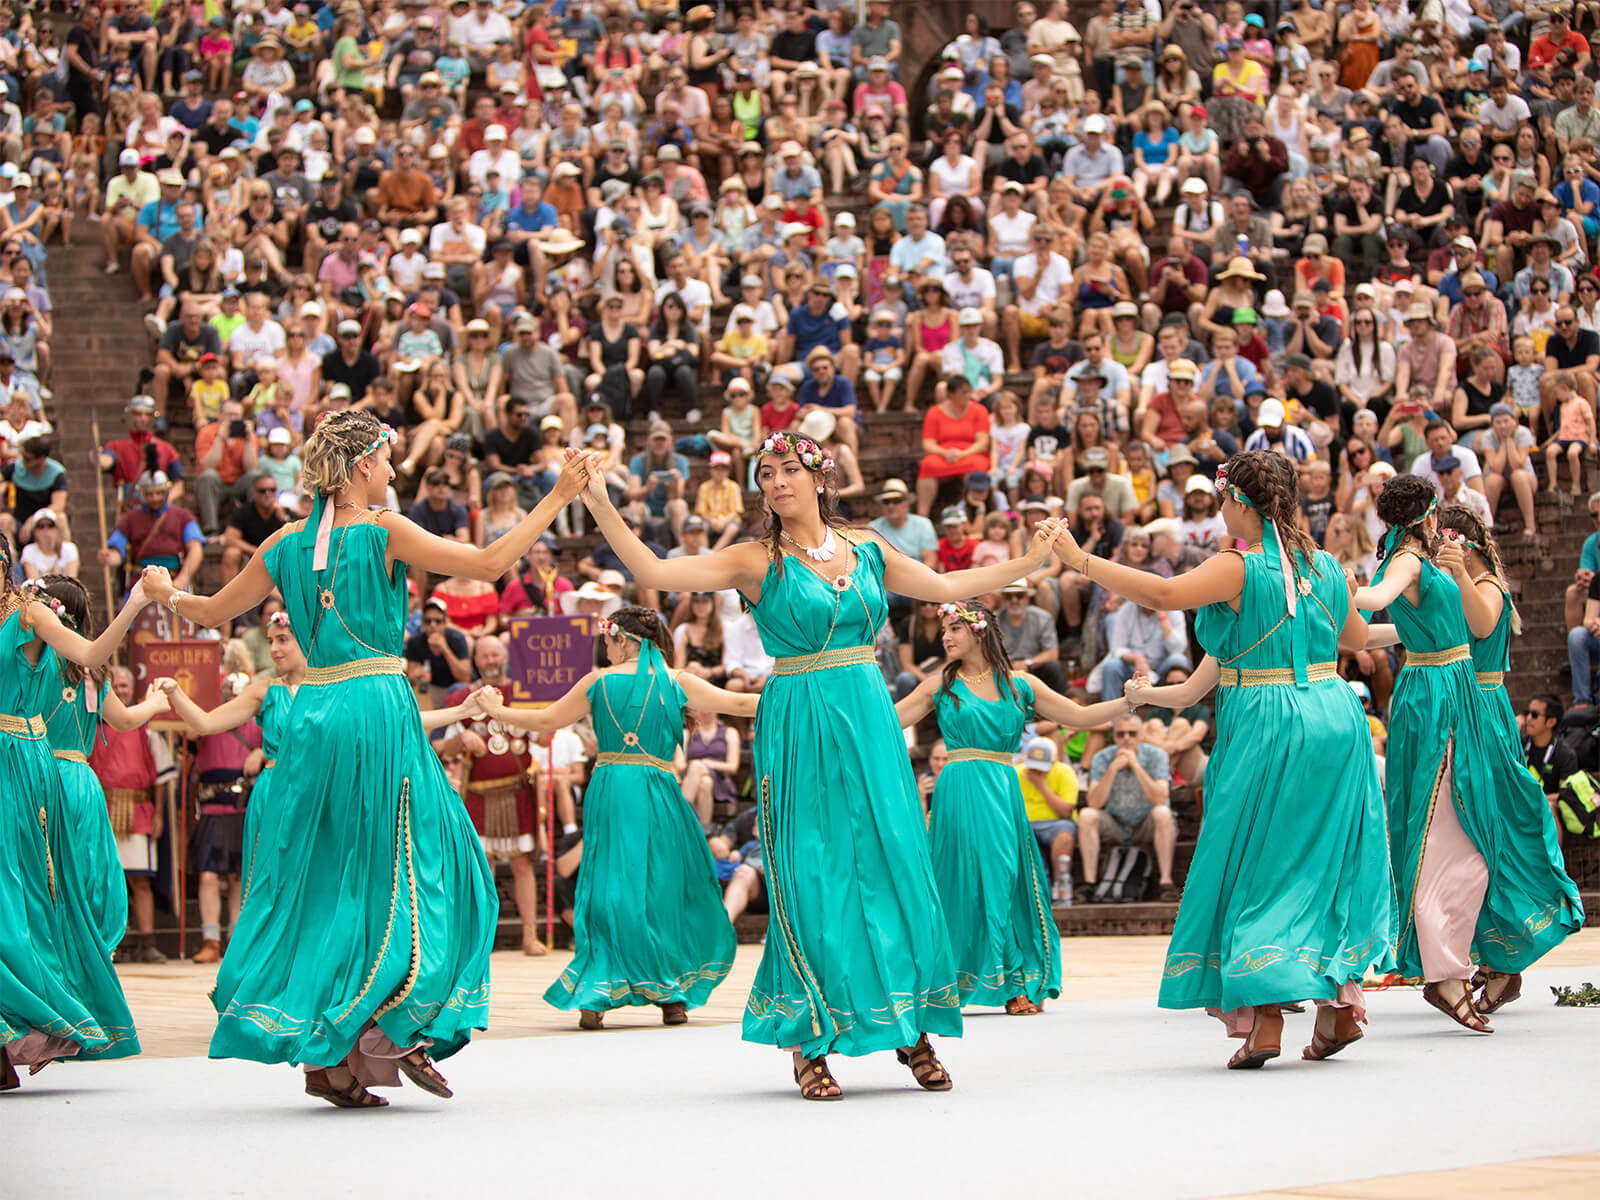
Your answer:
[1558,770,1600,841]
[1555,705,1600,773]
[1091,845,1153,903]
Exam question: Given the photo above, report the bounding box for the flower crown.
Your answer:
[267,611,292,630]
[21,579,72,627]
[1213,464,1253,511]
[757,432,833,474]
[350,424,398,466]
[600,617,639,641]
[938,602,989,632]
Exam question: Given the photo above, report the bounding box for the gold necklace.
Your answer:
[958,666,991,685]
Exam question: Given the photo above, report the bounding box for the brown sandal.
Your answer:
[793,1053,843,1101]
[895,1035,954,1091]
[304,1066,388,1109]
[1302,1006,1364,1061]
[1004,996,1040,1015]
[1227,1005,1283,1070]
[660,1002,689,1026]
[1422,981,1493,1033]
[1475,970,1523,1015]
[0,1046,18,1093]
[397,1049,453,1098]
[578,1009,604,1031]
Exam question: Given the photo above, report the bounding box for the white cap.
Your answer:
[730,304,757,322]
[834,211,855,226]
[353,126,376,144]
[300,301,324,317]
[1181,177,1208,194]
[119,148,141,167]
[1257,399,1287,426]
[1083,115,1109,135]
[399,227,422,243]
[485,124,507,140]
[267,427,293,445]
[958,307,982,325]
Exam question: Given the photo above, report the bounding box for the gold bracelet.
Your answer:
[1080,554,1093,581]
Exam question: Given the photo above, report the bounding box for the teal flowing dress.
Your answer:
[1160,547,1396,1015]
[0,610,138,1062]
[741,539,962,1058]
[209,504,498,1068]
[1466,576,1584,958]
[1372,552,1583,978]
[42,670,127,953]
[544,643,735,1012]
[931,673,1060,1008]
[239,679,294,905]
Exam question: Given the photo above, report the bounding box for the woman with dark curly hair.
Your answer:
[896,601,1125,1016]
[576,431,1064,1101]
[1354,477,1583,1036]
[1059,450,1394,1070]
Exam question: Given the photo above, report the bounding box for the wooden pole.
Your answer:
[90,413,116,638]
[171,732,187,961]
[545,738,556,947]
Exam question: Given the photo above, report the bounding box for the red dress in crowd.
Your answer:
[918,398,991,480]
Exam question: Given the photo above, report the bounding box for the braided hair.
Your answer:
[1221,450,1323,586]
[1374,472,1440,562]
[35,575,105,686]
[0,531,17,621]
[1439,504,1523,635]
[300,408,385,497]
[936,602,1021,711]
[609,604,673,657]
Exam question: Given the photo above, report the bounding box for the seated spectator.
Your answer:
[407,468,471,542]
[98,469,204,593]
[405,597,474,708]
[1524,693,1580,831]
[680,707,739,832]
[1016,735,1080,908]
[723,609,773,693]
[430,574,501,639]
[1081,713,1178,901]
[644,292,702,415]
[221,472,284,585]
[626,422,690,547]
[1065,445,1138,526]
[995,578,1066,692]
[193,399,260,535]
[673,588,728,686]
[18,508,76,580]
[915,374,990,516]
[1479,403,1540,534]
[1136,663,1211,787]
[0,434,66,543]
[695,451,744,550]
[1094,595,1190,704]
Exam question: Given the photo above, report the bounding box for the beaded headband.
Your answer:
[350,424,398,466]
[757,431,834,474]
[21,579,72,627]
[938,602,989,632]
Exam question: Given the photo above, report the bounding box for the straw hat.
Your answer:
[1217,256,1264,282]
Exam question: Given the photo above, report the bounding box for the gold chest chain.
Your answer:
[307,511,393,663]
[599,660,661,750]
[774,534,877,674]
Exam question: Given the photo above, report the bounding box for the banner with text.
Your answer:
[132,640,223,726]
[506,614,596,705]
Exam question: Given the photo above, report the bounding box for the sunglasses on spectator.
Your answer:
[1113,729,1140,740]
[1533,286,1551,294]
[1557,318,1575,326]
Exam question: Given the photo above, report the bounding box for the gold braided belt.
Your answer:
[596,749,676,774]
[1218,662,1339,688]
[1476,671,1505,688]
[0,712,46,739]
[52,749,88,764]
[1402,646,1472,669]
[771,645,876,676]
[302,656,407,686]
[946,748,1018,766]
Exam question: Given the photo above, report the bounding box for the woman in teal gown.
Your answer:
[482,606,754,1029]
[1436,505,1584,1015]
[0,566,156,1090]
[575,431,1067,1100]
[1354,475,1583,1034]
[138,409,593,1109]
[37,579,171,953]
[1056,451,1395,1070]
[896,602,1127,1014]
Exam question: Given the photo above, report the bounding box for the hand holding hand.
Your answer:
[1051,522,1085,569]
[1123,672,1152,707]
[1434,539,1466,575]
[550,447,592,505]
[151,677,180,697]
[140,566,174,605]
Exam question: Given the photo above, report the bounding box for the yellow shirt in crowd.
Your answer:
[191,378,231,425]
[696,477,744,526]
[1016,761,1078,823]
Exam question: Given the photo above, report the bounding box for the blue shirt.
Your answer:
[504,201,557,233]
[787,303,847,357]
[797,375,857,417]
[1555,177,1600,223]
[1583,530,1600,575]
[169,98,213,130]
[1198,355,1260,400]
[138,198,184,242]
[628,451,691,518]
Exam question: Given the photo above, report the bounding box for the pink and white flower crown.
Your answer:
[757,431,834,474]
[938,602,989,632]
[20,579,71,626]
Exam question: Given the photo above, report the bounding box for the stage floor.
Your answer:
[6,934,1599,1200]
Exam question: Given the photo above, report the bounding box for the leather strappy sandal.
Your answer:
[1302,1006,1364,1061]
[660,1002,689,1026]
[304,1066,388,1109]
[398,1049,453,1098]
[793,1053,843,1102]
[578,1009,604,1031]
[1422,981,1493,1033]
[0,1046,19,1093]
[1475,970,1523,1015]
[1004,996,1041,1015]
[896,1035,954,1091]
[1227,1005,1283,1070]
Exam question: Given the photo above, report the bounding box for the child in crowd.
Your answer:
[1122,439,1160,524]
[710,308,769,387]
[258,427,303,497]
[1298,458,1336,545]
[989,389,1031,491]
[190,352,231,426]
[198,16,234,94]
[435,41,472,110]
[243,357,283,418]
[695,451,744,549]
[1506,334,1546,426]
[861,309,906,412]
[760,375,799,433]
[970,512,1014,569]
[1544,370,1596,494]
[937,506,974,571]
[822,211,865,281]
[707,379,762,479]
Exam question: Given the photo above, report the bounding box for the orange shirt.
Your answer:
[376,168,438,216]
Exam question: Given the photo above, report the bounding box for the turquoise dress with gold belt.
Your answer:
[239,679,293,904]
[209,502,499,1068]
[42,669,126,953]
[1371,552,1582,978]
[0,610,138,1062]
[544,642,735,1012]
[1160,547,1395,1014]
[931,673,1060,1008]
[741,539,962,1058]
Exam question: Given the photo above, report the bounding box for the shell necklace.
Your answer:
[780,526,837,563]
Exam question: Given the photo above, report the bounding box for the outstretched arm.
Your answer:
[677,671,761,719]
[1023,671,1136,729]
[894,673,942,728]
[582,470,768,595]
[482,672,598,734]
[102,682,174,732]
[1364,623,1401,649]
[1352,552,1420,613]
[1054,527,1248,612]
[139,544,278,628]
[419,690,485,733]
[873,517,1065,604]
[1338,605,1371,653]
[153,676,266,735]
[1125,656,1221,709]
[25,580,154,670]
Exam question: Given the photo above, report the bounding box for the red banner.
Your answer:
[133,640,222,725]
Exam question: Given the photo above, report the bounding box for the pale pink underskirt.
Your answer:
[301,1026,421,1089]
[1210,980,1367,1038]
[6,1031,81,1067]
[1412,747,1489,984]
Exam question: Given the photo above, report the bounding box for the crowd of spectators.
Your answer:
[5,0,1599,930]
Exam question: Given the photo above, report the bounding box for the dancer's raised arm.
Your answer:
[1053,525,1248,611]
[418,690,487,733]
[103,679,174,731]
[153,675,268,735]
[869,518,1068,605]
[23,577,153,670]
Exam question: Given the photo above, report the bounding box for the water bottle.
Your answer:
[1236,234,1249,258]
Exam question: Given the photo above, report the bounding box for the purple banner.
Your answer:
[505,614,596,704]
